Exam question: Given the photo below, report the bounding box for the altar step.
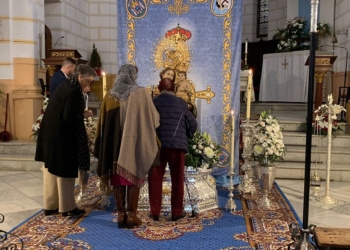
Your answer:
[0,141,41,171]
[275,131,350,181]
[0,141,97,172]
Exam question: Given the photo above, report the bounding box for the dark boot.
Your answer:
[126,185,142,229]
[114,185,126,228]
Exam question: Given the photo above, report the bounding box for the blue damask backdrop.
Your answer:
[117,0,242,175]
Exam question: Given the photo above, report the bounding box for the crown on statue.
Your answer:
[165,24,192,43]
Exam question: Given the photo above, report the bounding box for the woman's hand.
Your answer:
[84,110,93,118]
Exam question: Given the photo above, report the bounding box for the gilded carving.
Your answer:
[168,0,190,15]
[315,58,331,65]
[51,52,74,57]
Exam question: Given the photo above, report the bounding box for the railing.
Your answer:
[0,213,23,250]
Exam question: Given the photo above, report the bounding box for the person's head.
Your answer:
[178,71,187,81]
[61,57,77,75]
[116,64,138,86]
[159,67,176,82]
[73,64,96,90]
[158,78,175,93]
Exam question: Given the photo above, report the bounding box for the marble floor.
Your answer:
[1,170,350,233]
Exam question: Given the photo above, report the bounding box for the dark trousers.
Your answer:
[148,148,185,216]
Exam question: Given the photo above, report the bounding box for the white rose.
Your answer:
[204,147,214,158]
[193,145,197,149]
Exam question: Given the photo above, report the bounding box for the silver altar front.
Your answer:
[138,167,218,213]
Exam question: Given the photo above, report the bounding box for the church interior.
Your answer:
[1,0,350,249]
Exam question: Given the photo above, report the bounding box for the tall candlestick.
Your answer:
[102,71,107,97]
[246,69,253,120]
[245,39,248,54]
[230,110,235,174]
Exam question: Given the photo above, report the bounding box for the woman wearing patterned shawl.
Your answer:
[94,64,160,229]
[35,64,95,217]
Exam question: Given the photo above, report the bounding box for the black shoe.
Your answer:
[171,212,186,221]
[149,214,159,221]
[44,209,58,216]
[62,207,85,217]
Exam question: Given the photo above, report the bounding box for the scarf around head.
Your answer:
[110,64,140,101]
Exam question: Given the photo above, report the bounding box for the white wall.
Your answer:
[88,0,118,74]
[267,0,287,40]
[45,0,90,59]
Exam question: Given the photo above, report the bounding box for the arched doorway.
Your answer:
[45,25,52,58]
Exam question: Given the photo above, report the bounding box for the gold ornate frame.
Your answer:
[126,1,233,151]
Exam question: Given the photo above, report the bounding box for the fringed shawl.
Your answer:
[95,87,159,187]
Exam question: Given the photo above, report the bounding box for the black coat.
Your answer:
[35,80,87,178]
[153,92,197,153]
[50,70,66,96]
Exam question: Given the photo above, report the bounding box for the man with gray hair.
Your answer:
[35,64,95,217]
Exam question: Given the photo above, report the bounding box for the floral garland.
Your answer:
[31,96,96,152]
[185,131,221,169]
[252,110,286,165]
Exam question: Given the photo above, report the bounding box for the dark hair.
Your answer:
[159,67,176,82]
[62,57,77,66]
[178,71,187,78]
[72,64,96,79]
[158,78,175,92]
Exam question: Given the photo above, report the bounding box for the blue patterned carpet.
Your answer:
[1,176,301,250]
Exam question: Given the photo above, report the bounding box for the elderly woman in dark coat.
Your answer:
[35,64,95,216]
[148,78,197,222]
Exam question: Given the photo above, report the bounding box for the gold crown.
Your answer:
[165,24,192,43]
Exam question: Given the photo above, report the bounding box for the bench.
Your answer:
[314,227,350,250]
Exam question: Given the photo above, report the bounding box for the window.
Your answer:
[257,0,269,37]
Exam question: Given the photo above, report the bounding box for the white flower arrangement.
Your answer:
[185,131,221,169]
[252,110,286,165]
[31,96,97,152]
[84,117,96,153]
[273,16,307,52]
[31,95,49,140]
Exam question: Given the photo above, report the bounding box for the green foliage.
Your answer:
[89,43,102,68]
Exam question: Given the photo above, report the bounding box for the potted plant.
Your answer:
[89,43,102,76]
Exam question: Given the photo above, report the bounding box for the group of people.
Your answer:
[35,61,198,229]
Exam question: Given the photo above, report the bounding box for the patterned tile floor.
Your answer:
[1,170,350,233]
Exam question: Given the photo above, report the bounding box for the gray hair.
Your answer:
[72,64,96,79]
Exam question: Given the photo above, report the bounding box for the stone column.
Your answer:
[0,0,45,140]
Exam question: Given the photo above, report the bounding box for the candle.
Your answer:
[230,110,235,174]
[246,69,253,120]
[102,71,107,97]
[245,39,248,54]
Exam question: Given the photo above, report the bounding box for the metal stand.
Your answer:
[76,170,91,202]
[315,94,345,204]
[225,114,236,213]
[238,120,256,195]
[289,223,317,250]
[225,171,236,213]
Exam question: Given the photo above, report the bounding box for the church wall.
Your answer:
[242,1,257,42]
[267,0,287,40]
[45,0,90,59]
[88,0,118,74]
[0,0,44,140]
